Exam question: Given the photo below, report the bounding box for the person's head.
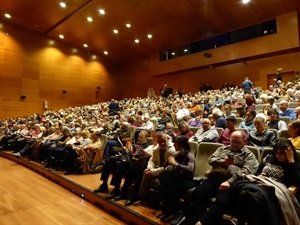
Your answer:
[295,106,300,119]
[230,130,245,152]
[223,104,232,116]
[92,131,101,140]
[201,118,212,131]
[226,115,236,131]
[156,131,169,150]
[244,109,256,122]
[288,121,300,138]
[174,136,190,155]
[137,129,148,144]
[279,100,289,112]
[254,114,267,133]
[212,108,223,120]
[178,121,190,133]
[81,130,90,139]
[267,108,279,121]
[273,138,299,163]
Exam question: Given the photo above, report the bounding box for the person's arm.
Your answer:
[227,150,259,184]
[173,152,195,175]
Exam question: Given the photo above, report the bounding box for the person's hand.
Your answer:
[167,156,177,166]
[144,168,153,177]
[219,181,230,191]
[224,157,234,167]
[286,147,295,163]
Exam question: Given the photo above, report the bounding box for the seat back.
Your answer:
[260,147,274,162]
[269,128,279,141]
[194,142,224,178]
[235,117,244,127]
[279,129,291,139]
[170,113,179,128]
[150,118,158,131]
[245,145,261,162]
[237,128,249,137]
[279,116,291,126]
[188,141,199,158]
[189,126,201,134]
[215,127,224,136]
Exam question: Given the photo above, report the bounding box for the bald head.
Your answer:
[230,131,245,152]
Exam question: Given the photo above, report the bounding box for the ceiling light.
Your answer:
[242,0,250,4]
[147,34,152,39]
[91,55,97,60]
[172,52,175,55]
[134,39,140,43]
[59,34,64,39]
[99,9,105,15]
[72,48,77,53]
[184,49,188,53]
[103,51,108,55]
[83,44,88,48]
[4,13,11,19]
[113,29,118,34]
[49,40,55,45]
[87,17,93,22]
[60,2,66,8]
[126,23,131,28]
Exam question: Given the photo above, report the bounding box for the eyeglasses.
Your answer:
[230,140,243,144]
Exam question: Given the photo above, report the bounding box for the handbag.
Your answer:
[110,152,131,163]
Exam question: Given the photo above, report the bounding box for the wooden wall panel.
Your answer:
[0,22,120,118]
[148,12,299,76]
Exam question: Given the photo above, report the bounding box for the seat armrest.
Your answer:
[288,186,299,196]
[205,170,211,177]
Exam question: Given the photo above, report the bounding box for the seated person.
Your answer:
[279,100,296,121]
[184,131,259,225]
[239,109,256,132]
[188,110,203,128]
[158,136,195,224]
[189,118,219,143]
[248,114,276,149]
[114,130,155,206]
[135,132,176,205]
[93,130,150,200]
[217,116,248,146]
[267,108,287,131]
[102,121,131,160]
[288,120,300,149]
[176,121,194,140]
[234,138,300,225]
[212,108,226,129]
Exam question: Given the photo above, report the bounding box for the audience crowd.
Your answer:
[1,78,300,225]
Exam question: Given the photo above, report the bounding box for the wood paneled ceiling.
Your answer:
[0,0,300,63]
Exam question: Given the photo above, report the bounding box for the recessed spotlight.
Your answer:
[242,0,250,4]
[172,52,175,55]
[103,51,108,55]
[60,2,66,8]
[72,48,77,53]
[184,49,188,53]
[87,17,93,22]
[113,29,118,34]
[134,39,140,43]
[147,34,152,39]
[126,23,131,28]
[83,44,88,48]
[99,9,105,15]
[91,55,97,60]
[4,13,11,19]
[49,40,55,45]
[59,34,64,39]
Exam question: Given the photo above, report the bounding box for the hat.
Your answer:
[225,115,236,123]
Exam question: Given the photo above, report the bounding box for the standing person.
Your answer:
[184,131,259,225]
[108,99,120,115]
[241,77,253,94]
